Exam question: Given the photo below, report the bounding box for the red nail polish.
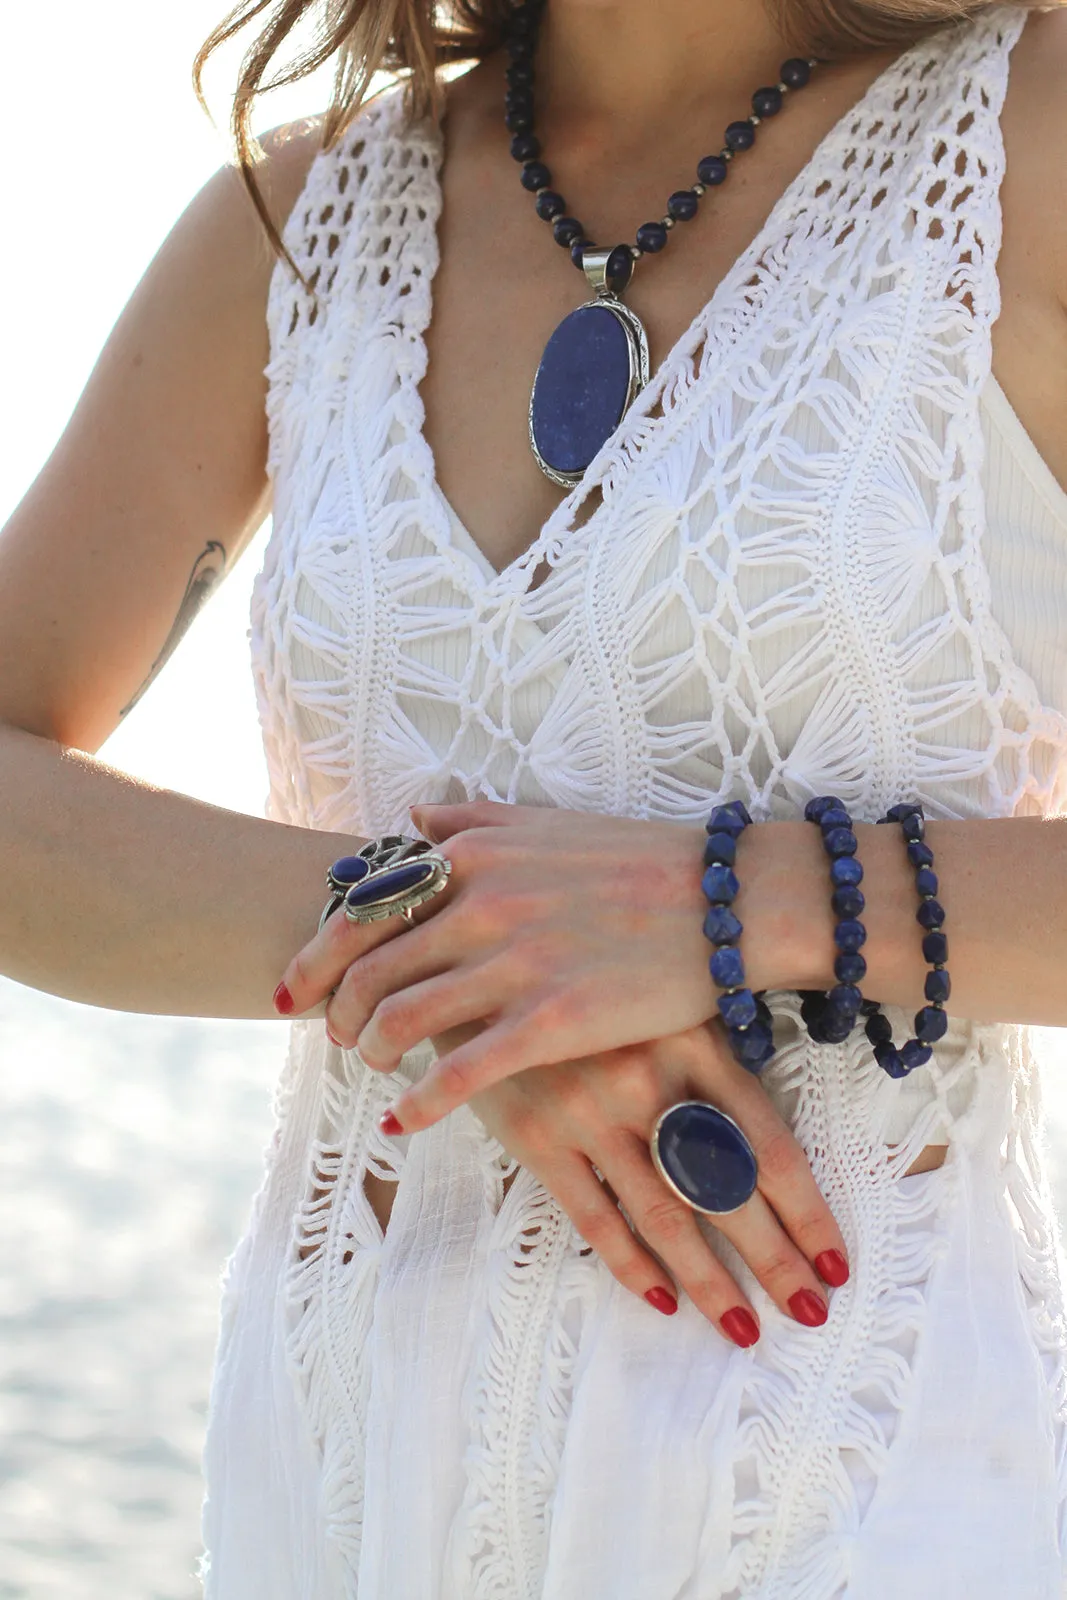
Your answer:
[379,1110,405,1136]
[325,1023,341,1047]
[644,1287,678,1316]
[788,1289,829,1327]
[273,982,295,1015]
[720,1306,760,1348]
[814,1249,850,1287]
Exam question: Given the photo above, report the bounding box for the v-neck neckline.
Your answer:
[405,30,933,595]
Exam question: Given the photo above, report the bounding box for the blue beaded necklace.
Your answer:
[504,0,819,486]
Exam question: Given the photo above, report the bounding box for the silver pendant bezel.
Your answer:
[648,1099,758,1217]
[528,293,651,490]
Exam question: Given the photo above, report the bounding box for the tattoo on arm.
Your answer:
[119,540,228,718]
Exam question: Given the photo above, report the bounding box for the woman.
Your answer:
[3,0,1067,1591]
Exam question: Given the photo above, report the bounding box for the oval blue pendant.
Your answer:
[650,1101,758,1216]
[529,296,650,488]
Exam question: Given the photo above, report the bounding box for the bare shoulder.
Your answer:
[1001,7,1067,301]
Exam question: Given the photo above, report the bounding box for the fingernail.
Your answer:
[788,1289,829,1327]
[273,982,295,1015]
[814,1249,850,1287]
[720,1306,760,1347]
[325,1023,341,1047]
[644,1287,678,1316]
[379,1110,405,1136]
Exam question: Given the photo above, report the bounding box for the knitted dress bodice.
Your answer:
[201,11,1067,1597]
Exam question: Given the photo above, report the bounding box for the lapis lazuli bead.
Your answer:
[702,864,740,904]
[925,968,951,1004]
[710,946,745,989]
[874,1042,907,1078]
[510,132,540,161]
[823,826,858,857]
[907,840,934,868]
[900,812,925,842]
[732,1020,775,1071]
[834,918,867,953]
[752,84,783,117]
[915,1005,948,1043]
[718,987,758,1029]
[835,951,867,984]
[916,898,945,929]
[914,867,938,898]
[697,153,728,186]
[900,1039,933,1072]
[780,57,812,88]
[636,221,668,253]
[654,1102,758,1212]
[885,801,920,822]
[535,190,565,220]
[804,795,844,822]
[866,1011,894,1045]
[830,855,863,887]
[725,119,756,150]
[530,304,634,477]
[703,905,743,945]
[703,831,737,866]
[344,859,436,909]
[827,983,863,1016]
[921,931,948,964]
[605,244,634,293]
[328,854,372,888]
[667,189,699,221]
[707,802,750,835]
[552,216,583,247]
[819,807,851,831]
[832,885,865,918]
[521,160,551,192]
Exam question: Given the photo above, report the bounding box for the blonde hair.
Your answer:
[193,0,1049,279]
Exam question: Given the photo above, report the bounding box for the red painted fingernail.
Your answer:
[379,1110,405,1136]
[325,1023,341,1047]
[788,1289,829,1327]
[815,1249,850,1287]
[644,1287,678,1316]
[720,1306,760,1348]
[273,982,295,1015]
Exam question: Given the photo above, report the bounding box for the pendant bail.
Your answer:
[581,244,634,298]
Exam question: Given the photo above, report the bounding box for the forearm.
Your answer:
[0,720,372,1018]
[739,815,1067,1027]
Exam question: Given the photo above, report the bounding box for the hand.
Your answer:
[456,1018,850,1343]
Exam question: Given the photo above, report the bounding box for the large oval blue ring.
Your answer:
[650,1101,758,1216]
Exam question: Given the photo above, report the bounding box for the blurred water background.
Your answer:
[5,5,1067,1598]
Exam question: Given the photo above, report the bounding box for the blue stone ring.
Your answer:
[318,835,452,930]
[649,1100,759,1217]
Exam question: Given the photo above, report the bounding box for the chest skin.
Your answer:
[418,13,1067,584]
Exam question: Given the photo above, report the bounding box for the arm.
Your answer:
[0,120,387,1018]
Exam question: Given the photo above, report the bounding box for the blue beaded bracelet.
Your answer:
[701,802,775,1073]
[861,802,950,1078]
[798,794,868,1045]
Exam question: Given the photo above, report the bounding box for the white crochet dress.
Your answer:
[201,9,1067,1596]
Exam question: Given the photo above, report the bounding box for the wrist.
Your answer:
[732,819,835,993]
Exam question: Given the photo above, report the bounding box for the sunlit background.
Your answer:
[3,5,1067,1598]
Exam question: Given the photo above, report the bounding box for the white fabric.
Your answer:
[202,10,1067,1596]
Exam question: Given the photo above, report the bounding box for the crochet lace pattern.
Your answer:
[239,7,1067,1593]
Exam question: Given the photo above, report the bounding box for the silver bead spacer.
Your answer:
[629,244,641,259]
[721,148,734,161]
[749,115,761,127]
[777,80,789,92]
[661,216,676,229]
[692,181,707,196]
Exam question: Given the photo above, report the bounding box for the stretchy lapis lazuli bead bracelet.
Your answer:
[798,795,868,1045]
[701,802,776,1074]
[860,802,950,1078]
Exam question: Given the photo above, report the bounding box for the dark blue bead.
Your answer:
[552,216,584,247]
[703,905,743,945]
[328,854,372,889]
[834,918,867,953]
[865,1010,894,1045]
[925,968,951,1004]
[826,983,863,1016]
[636,221,668,253]
[697,153,728,186]
[835,951,867,983]
[804,794,844,822]
[830,856,864,888]
[529,303,632,477]
[667,189,699,221]
[535,190,565,221]
[505,106,534,134]
[900,812,925,842]
[506,61,535,86]
[702,863,740,904]
[823,826,858,857]
[505,86,533,113]
[819,1010,856,1044]
[755,996,773,1027]
[832,884,866,918]
[703,831,737,866]
[570,239,593,270]
[344,859,435,909]
[724,119,756,150]
[916,898,945,929]
[914,867,938,898]
[752,85,783,117]
[706,803,749,837]
[721,800,753,825]
[507,34,533,58]
[907,840,934,868]
[922,930,948,964]
[718,987,758,1029]
[605,244,634,293]
[885,801,922,823]
[780,57,812,88]
[874,1042,908,1078]
[899,1039,933,1072]
[819,807,851,831]
[731,1018,774,1070]
[521,161,552,192]
[510,133,540,161]
[710,945,746,989]
[653,1101,758,1212]
[915,1005,948,1044]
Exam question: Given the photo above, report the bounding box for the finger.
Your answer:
[410,799,525,843]
[344,963,521,1069]
[381,1012,569,1132]
[323,906,469,1050]
[274,896,405,1015]
[594,1131,761,1347]
[712,1188,830,1328]
[533,1151,682,1319]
